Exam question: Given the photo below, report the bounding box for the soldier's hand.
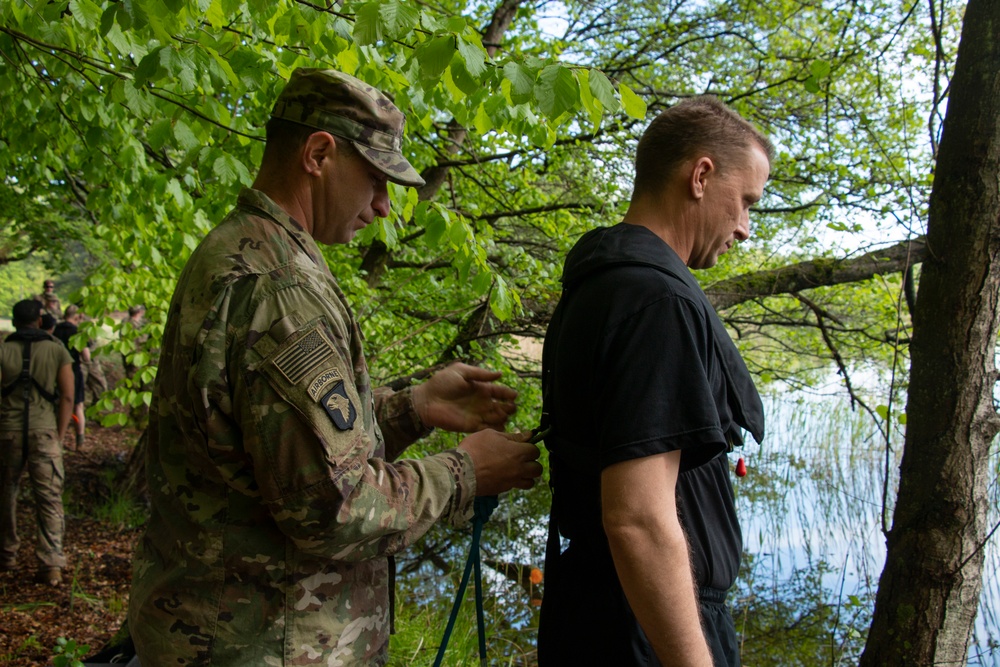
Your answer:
[459,430,543,497]
[414,363,517,433]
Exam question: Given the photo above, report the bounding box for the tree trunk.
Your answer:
[860,1,1000,664]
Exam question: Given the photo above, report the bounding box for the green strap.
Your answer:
[433,495,498,667]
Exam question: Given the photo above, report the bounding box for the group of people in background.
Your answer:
[0,281,142,587]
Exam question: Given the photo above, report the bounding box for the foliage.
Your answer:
[0,253,49,321]
[735,556,873,666]
[0,0,964,424]
[51,637,89,667]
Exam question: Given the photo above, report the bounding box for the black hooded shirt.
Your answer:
[538,223,765,663]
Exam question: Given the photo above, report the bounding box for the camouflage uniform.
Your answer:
[0,332,72,569]
[34,292,62,320]
[129,189,476,666]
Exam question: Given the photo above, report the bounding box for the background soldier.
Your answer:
[0,299,75,586]
[34,279,62,320]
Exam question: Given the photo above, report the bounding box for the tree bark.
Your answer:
[706,237,927,311]
[860,0,1000,664]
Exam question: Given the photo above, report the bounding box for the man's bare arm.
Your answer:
[601,451,713,666]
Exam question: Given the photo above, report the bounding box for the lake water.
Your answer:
[737,393,1000,665]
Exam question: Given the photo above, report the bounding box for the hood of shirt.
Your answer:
[560,223,765,444]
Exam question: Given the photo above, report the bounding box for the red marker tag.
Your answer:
[735,457,747,477]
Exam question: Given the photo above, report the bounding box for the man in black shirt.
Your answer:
[538,97,772,666]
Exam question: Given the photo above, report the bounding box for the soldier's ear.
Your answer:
[301,131,336,176]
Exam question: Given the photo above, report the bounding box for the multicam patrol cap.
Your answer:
[271,68,426,188]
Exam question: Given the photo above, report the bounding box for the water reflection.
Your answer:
[736,394,1000,666]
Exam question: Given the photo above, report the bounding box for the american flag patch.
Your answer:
[272,328,336,384]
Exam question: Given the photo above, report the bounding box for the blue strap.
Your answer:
[433,495,498,667]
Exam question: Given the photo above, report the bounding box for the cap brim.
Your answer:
[353,143,426,188]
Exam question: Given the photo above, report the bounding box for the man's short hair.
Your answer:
[43,280,55,289]
[12,299,42,327]
[64,304,80,319]
[40,314,57,331]
[129,305,145,317]
[632,96,774,198]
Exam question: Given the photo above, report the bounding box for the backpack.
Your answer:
[1,329,60,460]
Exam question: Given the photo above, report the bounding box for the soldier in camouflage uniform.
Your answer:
[128,68,543,666]
[34,279,63,320]
[0,299,75,585]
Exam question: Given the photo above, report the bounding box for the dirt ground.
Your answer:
[0,424,141,666]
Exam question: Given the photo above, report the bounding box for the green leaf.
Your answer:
[99,3,118,35]
[875,404,890,420]
[810,60,831,78]
[445,16,468,32]
[134,46,166,87]
[619,83,647,119]
[473,103,493,134]
[456,35,486,78]
[534,64,580,120]
[147,119,173,151]
[165,179,187,208]
[423,211,448,248]
[576,68,603,130]
[122,0,150,30]
[416,35,457,80]
[442,67,466,103]
[103,23,132,56]
[449,59,480,96]
[212,153,251,186]
[503,61,535,105]
[589,69,618,112]
[172,120,200,151]
[472,271,492,296]
[353,2,381,46]
[490,275,515,320]
[380,0,419,40]
[448,218,470,246]
[804,75,821,93]
[205,0,226,28]
[375,218,399,248]
[69,0,102,30]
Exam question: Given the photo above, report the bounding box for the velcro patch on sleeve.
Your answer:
[307,368,344,401]
[322,382,356,430]
[271,327,336,385]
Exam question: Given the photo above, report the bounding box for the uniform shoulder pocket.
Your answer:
[252,320,361,434]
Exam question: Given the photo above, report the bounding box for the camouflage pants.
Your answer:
[84,358,109,405]
[0,430,66,569]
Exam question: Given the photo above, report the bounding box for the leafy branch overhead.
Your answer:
[1,0,956,406]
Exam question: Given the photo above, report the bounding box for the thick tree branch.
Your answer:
[706,237,927,310]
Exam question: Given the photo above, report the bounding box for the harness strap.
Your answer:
[18,339,32,464]
[433,495,498,667]
[1,333,60,463]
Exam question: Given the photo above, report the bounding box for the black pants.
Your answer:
[700,587,741,667]
[539,542,740,666]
